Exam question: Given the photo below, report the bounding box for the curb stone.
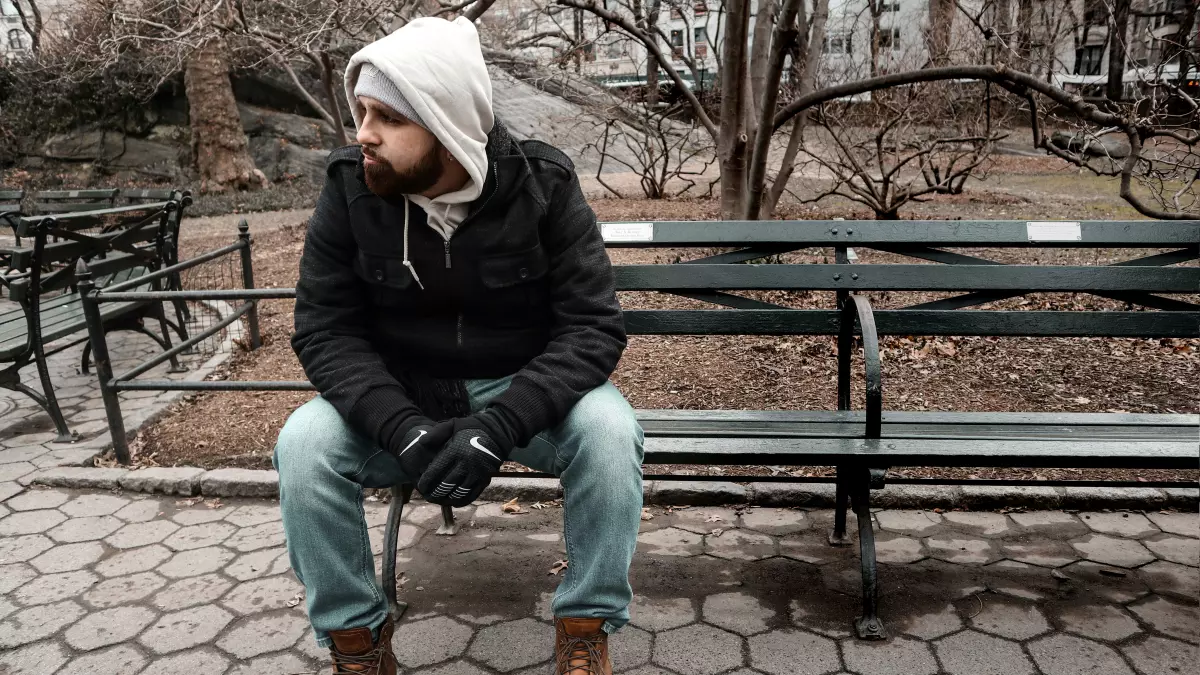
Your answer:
[16,469,1198,510]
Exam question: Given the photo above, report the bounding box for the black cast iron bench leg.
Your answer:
[383,484,414,622]
[850,469,885,639]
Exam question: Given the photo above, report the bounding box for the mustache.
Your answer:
[362,147,385,163]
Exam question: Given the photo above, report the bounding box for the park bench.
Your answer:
[80,218,1200,639]
[1,200,187,441]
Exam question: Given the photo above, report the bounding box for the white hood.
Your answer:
[345,16,495,234]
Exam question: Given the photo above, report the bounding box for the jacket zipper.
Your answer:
[456,313,464,348]
[443,240,451,269]
[447,162,499,351]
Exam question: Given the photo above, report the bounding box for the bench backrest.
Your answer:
[601,220,1200,339]
[30,189,120,215]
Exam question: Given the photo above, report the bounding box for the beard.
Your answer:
[362,143,443,199]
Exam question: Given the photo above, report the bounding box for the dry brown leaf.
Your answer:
[709,528,724,537]
[285,591,304,608]
[640,508,654,521]
[549,559,569,576]
[704,515,724,523]
[502,498,522,514]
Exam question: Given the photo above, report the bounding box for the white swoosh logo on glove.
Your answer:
[399,430,426,457]
[469,436,501,462]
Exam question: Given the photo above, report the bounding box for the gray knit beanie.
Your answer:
[353,63,429,131]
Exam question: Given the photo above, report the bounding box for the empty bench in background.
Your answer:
[81,218,1200,639]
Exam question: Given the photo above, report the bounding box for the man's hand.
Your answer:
[390,419,454,482]
[417,412,515,507]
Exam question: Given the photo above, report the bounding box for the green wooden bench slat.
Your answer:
[642,436,1198,469]
[601,220,1200,247]
[623,309,1200,338]
[615,264,1200,293]
[633,409,1200,427]
[0,189,24,200]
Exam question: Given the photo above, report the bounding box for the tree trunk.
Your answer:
[645,1,661,107]
[1016,0,1033,66]
[745,0,802,219]
[320,52,350,147]
[749,0,778,122]
[926,0,955,66]
[718,0,753,218]
[185,38,266,193]
[1106,0,1131,101]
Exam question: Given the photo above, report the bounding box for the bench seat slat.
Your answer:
[642,436,1198,469]
[0,299,148,359]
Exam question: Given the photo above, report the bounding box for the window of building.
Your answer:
[695,43,707,58]
[880,2,900,12]
[8,28,25,50]
[671,29,684,59]
[1074,45,1105,76]
[823,32,852,55]
[878,28,901,51]
[606,41,622,59]
[671,7,683,20]
[1,0,16,17]
[583,43,595,62]
[694,2,707,16]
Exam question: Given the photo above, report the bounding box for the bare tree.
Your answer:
[9,0,43,54]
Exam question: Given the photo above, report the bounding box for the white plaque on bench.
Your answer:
[1026,221,1081,242]
[602,222,654,242]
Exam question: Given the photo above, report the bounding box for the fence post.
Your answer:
[237,219,262,350]
[77,260,131,465]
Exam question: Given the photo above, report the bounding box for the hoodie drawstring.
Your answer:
[401,196,425,290]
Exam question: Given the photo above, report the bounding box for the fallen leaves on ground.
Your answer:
[286,591,304,608]
[641,508,654,521]
[501,498,523,514]
[549,560,569,576]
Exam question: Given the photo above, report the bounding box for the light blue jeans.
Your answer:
[273,376,645,648]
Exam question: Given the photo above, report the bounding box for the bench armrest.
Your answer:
[838,294,882,438]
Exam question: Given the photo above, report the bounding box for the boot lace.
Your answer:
[557,633,605,675]
[331,645,393,675]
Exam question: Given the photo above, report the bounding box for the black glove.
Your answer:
[417,410,516,507]
[389,419,454,484]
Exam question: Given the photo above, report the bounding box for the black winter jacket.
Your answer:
[291,121,627,450]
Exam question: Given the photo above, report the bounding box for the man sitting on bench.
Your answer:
[273,16,644,675]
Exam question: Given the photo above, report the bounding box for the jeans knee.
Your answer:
[274,397,345,484]
[562,386,644,473]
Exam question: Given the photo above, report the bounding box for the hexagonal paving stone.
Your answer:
[1121,635,1199,675]
[0,639,69,675]
[779,536,855,565]
[704,529,776,561]
[1058,561,1151,604]
[467,618,555,672]
[1144,535,1199,566]
[28,541,105,574]
[4,489,69,512]
[0,534,55,564]
[220,574,304,615]
[170,507,228,526]
[157,546,237,578]
[656,623,744,675]
[105,520,180,549]
[1128,596,1199,645]
[224,520,287,552]
[610,625,652,672]
[875,535,925,564]
[701,592,775,636]
[935,630,1035,675]
[392,615,475,668]
[0,599,86,649]
[926,536,996,564]
[1055,604,1141,642]
[747,628,837,675]
[1139,560,1200,601]
[669,507,740,534]
[1081,512,1159,538]
[224,504,282,527]
[1071,534,1156,568]
[95,543,173,577]
[1000,540,1078,568]
[226,547,290,581]
[900,603,964,640]
[113,499,165,523]
[227,652,313,675]
[1146,512,1199,538]
[163,521,237,551]
[56,644,147,675]
[65,605,157,651]
[637,527,704,557]
[47,515,123,543]
[217,611,311,659]
[875,510,943,536]
[12,569,98,606]
[0,563,37,595]
[1010,511,1088,536]
[154,573,236,612]
[970,595,1050,640]
[629,596,697,632]
[0,509,67,536]
[943,512,1013,537]
[0,462,36,483]
[83,571,167,608]
[367,523,423,556]
[412,663,490,675]
[150,648,231,675]
[139,605,235,654]
[1028,633,1134,675]
[842,636,938,675]
[60,494,129,518]
[738,508,810,535]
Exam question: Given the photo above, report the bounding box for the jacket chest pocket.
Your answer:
[477,246,550,321]
[355,253,416,306]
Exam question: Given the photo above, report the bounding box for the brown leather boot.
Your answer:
[555,617,612,675]
[328,617,397,675]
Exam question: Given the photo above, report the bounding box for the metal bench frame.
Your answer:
[79,219,1200,639]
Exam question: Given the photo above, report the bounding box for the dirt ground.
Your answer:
[138,155,1199,485]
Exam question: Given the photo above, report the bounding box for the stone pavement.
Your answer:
[0,483,1196,675]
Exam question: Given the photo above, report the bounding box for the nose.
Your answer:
[356,120,380,147]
